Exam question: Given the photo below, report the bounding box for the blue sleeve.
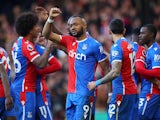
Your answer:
[150,49,160,69]
[110,43,123,63]
[93,42,107,62]
[35,44,53,58]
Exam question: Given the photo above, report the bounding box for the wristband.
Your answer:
[95,79,101,87]
[47,17,54,23]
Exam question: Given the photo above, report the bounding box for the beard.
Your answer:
[69,27,84,38]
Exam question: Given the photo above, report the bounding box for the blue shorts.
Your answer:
[0,98,5,120]
[108,94,138,120]
[66,93,96,120]
[1,87,16,119]
[36,90,53,120]
[8,91,36,120]
[138,93,160,120]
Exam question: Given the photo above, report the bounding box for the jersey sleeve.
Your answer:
[38,57,61,75]
[136,46,160,79]
[60,35,74,48]
[93,42,107,62]
[22,42,40,62]
[0,54,2,64]
[110,43,122,63]
[135,46,146,67]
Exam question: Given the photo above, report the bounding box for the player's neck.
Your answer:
[76,34,87,41]
[112,34,124,43]
[24,35,35,43]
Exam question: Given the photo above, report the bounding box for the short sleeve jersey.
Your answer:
[110,37,138,95]
[0,47,10,97]
[60,35,107,96]
[12,37,40,92]
[141,42,160,94]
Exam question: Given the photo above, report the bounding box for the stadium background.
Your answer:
[0,0,160,119]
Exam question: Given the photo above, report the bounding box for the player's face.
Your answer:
[68,17,85,38]
[139,27,151,45]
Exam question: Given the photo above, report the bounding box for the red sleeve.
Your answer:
[60,35,75,48]
[38,57,62,75]
[136,45,160,79]
[22,39,40,62]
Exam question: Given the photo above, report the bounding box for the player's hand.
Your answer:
[88,81,96,90]
[34,6,49,21]
[5,95,14,110]
[49,7,62,19]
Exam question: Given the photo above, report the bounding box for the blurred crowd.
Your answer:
[0,0,160,119]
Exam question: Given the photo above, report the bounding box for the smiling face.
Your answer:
[67,17,86,38]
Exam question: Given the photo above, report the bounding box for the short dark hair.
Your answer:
[15,12,39,36]
[67,15,86,25]
[109,18,124,34]
[143,24,157,39]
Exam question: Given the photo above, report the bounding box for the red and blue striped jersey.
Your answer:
[12,37,40,92]
[141,42,160,94]
[110,37,138,95]
[0,47,10,97]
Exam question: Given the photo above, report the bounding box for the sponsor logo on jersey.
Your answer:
[154,54,160,61]
[68,49,86,60]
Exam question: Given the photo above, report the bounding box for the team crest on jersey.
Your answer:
[113,44,118,47]
[154,47,158,51]
[112,50,118,57]
[27,44,34,51]
[99,46,104,54]
[82,44,87,50]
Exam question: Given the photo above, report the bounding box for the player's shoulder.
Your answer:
[148,42,159,51]
[62,35,75,40]
[87,36,102,46]
[0,47,7,56]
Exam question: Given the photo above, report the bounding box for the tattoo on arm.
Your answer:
[100,61,121,85]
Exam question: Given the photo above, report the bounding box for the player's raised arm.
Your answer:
[42,7,62,43]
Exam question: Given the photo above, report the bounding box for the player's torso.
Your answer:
[62,36,106,96]
[12,37,37,92]
[0,47,10,97]
[111,38,137,94]
[142,42,160,94]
